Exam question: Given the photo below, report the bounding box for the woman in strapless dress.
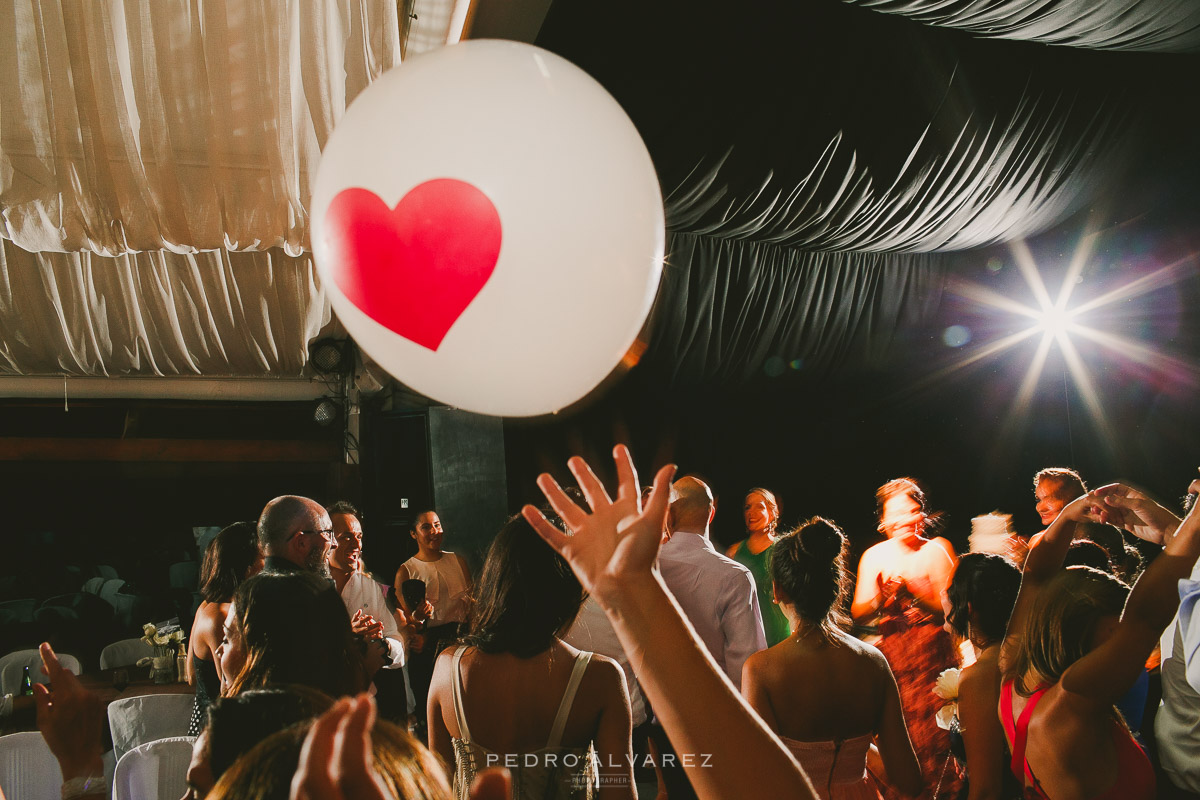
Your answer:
[742,517,923,800]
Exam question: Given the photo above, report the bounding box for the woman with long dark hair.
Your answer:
[188,521,262,734]
[743,517,922,800]
[427,513,634,799]
[216,570,367,699]
[942,553,1022,800]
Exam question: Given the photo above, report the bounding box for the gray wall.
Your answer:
[427,407,508,573]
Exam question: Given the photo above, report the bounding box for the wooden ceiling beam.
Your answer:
[0,438,340,463]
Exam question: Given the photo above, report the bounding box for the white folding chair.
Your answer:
[0,649,81,696]
[0,731,61,800]
[100,638,155,670]
[108,693,196,762]
[99,578,127,606]
[112,735,195,800]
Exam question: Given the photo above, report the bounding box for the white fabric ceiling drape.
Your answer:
[0,239,328,377]
[0,0,403,256]
[0,0,424,379]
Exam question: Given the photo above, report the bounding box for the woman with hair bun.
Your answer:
[742,517,922,800]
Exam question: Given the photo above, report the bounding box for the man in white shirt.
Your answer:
[651,475,768,800]
[327,501,413,719]
[658,476,767,688]
[1098,483,1200,795]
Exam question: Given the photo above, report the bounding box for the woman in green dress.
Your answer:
[726,488,791,646]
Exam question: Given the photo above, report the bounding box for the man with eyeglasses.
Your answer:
[258,495,335,578]
[257,495,400,686]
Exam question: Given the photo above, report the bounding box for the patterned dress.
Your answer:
[875,590,962,800]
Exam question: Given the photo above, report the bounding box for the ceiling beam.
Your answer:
[1,438,340,462]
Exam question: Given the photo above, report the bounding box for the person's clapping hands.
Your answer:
[1093,482,1183,545]
[33,642,105,783]
[351,610,386,640]
[290,694,511,800]
[520,444,675,609]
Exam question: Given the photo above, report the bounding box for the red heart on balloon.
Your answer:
[322,180,503,351]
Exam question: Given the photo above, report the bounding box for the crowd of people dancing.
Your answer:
[14,447,1200,800]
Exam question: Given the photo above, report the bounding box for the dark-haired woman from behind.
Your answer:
[742,518,922,800]
[942,553,1022,800]
[428,513,634,799]
[216,570,368,699]
[188,521,263,734]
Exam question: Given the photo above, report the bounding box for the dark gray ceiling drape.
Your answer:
[840,0,1200,52]
[647,233,947,383]
[538,0,1200,382]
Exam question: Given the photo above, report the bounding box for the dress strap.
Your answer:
[450,645,472,743]
[999,680,1020,779]
[1002,680,1051,797]
[546,651,593,748]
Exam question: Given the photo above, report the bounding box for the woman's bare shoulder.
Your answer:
[925,536,956,559]
[834,632,893,673]
[194,600,225,629]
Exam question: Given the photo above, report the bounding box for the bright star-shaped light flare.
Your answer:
[937,235,1200,455]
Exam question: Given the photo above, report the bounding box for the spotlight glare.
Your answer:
[1036,305,1076,336]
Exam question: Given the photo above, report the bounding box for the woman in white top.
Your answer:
[428,511,634,799]
[397,510,474,732]
[742,517,922,800]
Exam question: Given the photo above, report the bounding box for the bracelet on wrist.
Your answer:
[62,776,107,799]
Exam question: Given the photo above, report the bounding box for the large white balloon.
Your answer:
[311,40,664,417]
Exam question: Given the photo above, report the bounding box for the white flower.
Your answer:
[935,702,958,731]
[933,667,960,701]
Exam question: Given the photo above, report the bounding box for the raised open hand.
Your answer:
[1092,482,1182,545]
[290,695,390,800]
[521,444,675,607]
[34,642,105,781]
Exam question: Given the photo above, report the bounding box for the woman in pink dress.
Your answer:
[742,517,922,800]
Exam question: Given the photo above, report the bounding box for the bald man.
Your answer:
[258,495,334,578]
[657,476,767,687]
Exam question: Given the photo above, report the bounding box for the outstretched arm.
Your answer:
[1000,493,1101,675]
[34,643,106,800]
[1061,473,1200,704]
[1093,482,1181,546]
[523,445,815,800]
